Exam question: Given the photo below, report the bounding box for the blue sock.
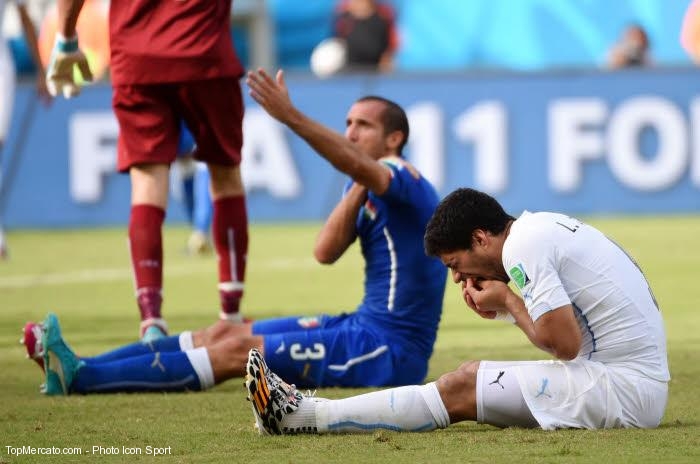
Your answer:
[71,350,210,393]
[177,121,197,224]
[193,165,212,234]
[182,175,195,223]
[83,335,182,364]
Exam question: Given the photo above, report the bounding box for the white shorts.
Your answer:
[476,359,668,430]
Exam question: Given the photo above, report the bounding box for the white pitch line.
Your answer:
[0,257,320,289]
[0,265,201,289]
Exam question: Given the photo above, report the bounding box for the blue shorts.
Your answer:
[252,313,428,388]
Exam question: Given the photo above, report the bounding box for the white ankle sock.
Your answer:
[279,397,326,433]
[312,382,449,434]
[178,331,194,351]
[184,347,215,390]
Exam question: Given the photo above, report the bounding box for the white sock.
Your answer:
[312,383,450,434]
[178,331,194,351]
[279,397,327,433]
[184,347,215,390]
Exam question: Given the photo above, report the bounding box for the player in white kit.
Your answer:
[244,187,669,434]
[0,0,50,258]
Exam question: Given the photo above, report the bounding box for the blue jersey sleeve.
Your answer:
[378,159,426,205]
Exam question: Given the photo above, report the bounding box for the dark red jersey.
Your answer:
[109,0,244,85]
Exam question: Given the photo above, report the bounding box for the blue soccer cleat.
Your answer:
[42,313,84,395]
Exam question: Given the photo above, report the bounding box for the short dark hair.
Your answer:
[356,95,409,155]
[424,188,515,256]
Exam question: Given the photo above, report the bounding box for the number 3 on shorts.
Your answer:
[290,343,326,360]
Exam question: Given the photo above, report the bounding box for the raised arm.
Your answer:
[16,3,51,104]
[56,0,85,37]
[246,69,391,195]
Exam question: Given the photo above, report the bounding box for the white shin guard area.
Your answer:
[313,383,449,434]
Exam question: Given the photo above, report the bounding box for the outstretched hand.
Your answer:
[246,69,295,123]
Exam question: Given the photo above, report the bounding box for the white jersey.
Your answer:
[0,0,24,140]
[502,211,669,382]
[1,0,28,33]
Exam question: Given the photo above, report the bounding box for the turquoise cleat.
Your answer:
[42,313,84,395]
[141,324,167,344]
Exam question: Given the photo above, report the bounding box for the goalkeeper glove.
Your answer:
[46,34,94,99]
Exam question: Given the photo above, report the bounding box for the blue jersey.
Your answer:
[353,159,446,358]
[254,160,446,388]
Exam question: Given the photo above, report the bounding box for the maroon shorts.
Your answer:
[112,77,244,172]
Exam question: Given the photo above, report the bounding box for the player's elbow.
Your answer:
[554,346,579,361]
[535,306,582,361]
[550,332,582,361]
[313,246,338,265]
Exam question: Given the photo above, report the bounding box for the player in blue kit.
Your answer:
[174,121,214,255]
[24,79,447,394]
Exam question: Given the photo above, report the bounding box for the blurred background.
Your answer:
[1,0,699,233]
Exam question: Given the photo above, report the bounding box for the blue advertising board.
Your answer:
[2,68,699,228]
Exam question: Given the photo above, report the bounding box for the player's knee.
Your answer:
[129,164,170,206]
[450,360,479,388]
[437,361,479,397]
[208,164,244,198]
[435,361,480,422]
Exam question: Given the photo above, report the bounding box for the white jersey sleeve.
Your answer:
[501,215,572,322]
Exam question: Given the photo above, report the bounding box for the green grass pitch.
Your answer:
[1,217,698,463]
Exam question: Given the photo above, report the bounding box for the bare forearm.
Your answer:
[508,297,582,359]
[314,184,366,263]
[504,293,557,357]
[284,108,385,191]
[18,7,44,74]
[247,68,390,192]
[469,281,579,359]
[56,0,85,37]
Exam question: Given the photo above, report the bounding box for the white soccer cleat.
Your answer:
[244,348,305,435]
